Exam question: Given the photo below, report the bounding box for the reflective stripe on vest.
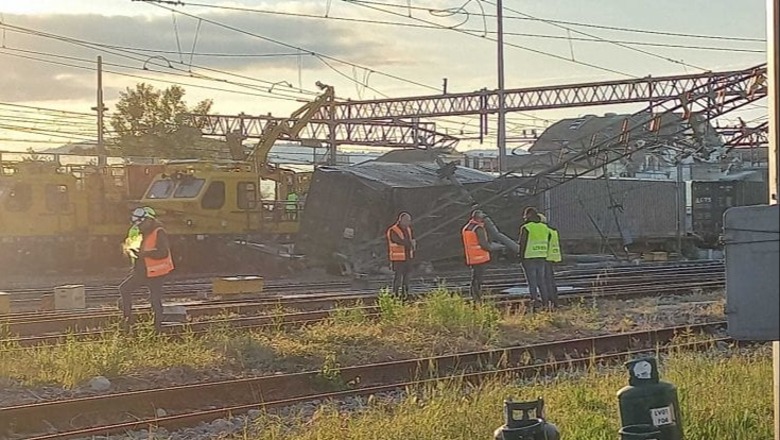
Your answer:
[522,222,549,259]
[462,220,490,266]
[547,228,562,263]
[143,227,174,278]
[386,224,413,262]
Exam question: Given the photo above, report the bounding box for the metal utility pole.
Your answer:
[93,56,107,168]
[767,1,779,438]
[496,0,507,173]
[675,162,684,255]
[327,89,337,166]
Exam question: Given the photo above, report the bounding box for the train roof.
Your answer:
[316,160,495,188]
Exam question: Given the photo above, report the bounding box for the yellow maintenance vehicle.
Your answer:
[0,85,332,275]
[0,158,163,273]
[135,83,334,272]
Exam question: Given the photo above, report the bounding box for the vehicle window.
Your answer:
[201,181,225,210]
[45,184,69,212]
[237,182,257,209]
[146,180,175,199]
[4,183,32,212]
[174,178,206,198]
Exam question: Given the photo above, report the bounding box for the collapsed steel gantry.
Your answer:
[189,63,768,159]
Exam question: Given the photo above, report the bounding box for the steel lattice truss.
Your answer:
[403,64,769,244]
[718,122,769,149]
[192,64,767,152]
[523,66,768,193]
[313,64,768,120]
[189,114,460,149]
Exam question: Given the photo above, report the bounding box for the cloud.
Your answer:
[0,8,408,102]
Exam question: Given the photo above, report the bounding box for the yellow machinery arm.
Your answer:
[246,82,335,167]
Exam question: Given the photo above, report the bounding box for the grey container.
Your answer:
[542,178,678,244]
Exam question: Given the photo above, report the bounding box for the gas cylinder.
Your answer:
[619,424,663,440]
[617,357,683,440]
[493,398,560,440]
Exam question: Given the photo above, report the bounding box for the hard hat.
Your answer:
[131,206,156,224]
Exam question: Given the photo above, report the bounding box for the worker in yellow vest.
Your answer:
[385,211,416,298]
[119,206,174,332]
[539,214,561,309]
[517,207,551,310]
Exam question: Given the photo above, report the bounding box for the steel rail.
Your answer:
[0,276,724,348]
[2,321,728,439]
[0,264,724,337]
[3,260,724,315]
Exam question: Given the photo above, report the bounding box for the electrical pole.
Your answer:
[767,1,779,439]
[496,0,507,173]
[327,88,337,166]
[93,55,107,168]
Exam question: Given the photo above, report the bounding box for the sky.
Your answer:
[0,0,770,154]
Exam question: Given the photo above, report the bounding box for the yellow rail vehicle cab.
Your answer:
[0,162,90,271]
[141,167,300,237]
[0,164,88,236]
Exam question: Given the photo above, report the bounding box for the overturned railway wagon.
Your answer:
[297,158,530,274]
[297,157,688,274]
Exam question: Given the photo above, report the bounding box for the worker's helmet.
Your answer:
[131,206,157,224]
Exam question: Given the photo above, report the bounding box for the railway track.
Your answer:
[0,321,729,440]
[1,264,724,345]
[3,260,724,312]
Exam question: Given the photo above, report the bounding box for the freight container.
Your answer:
[542,178,679,252]
[691,180,769,245]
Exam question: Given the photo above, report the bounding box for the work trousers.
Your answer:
[543,261,559,308]
[522,259,549,309]
[469,263,487,301]
[119,270,166,331]
[391,260,412,298]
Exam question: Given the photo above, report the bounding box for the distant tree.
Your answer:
[109,83,217,159]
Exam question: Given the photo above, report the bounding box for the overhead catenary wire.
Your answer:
[346,0,765,43]
[168,0,765,54]
[480,0,710,71]
[0,20,322,99]
[341,0,638,78]
[129,1,546,142]
[0,15,510,142]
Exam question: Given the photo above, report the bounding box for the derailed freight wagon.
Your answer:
[296,157,532,274]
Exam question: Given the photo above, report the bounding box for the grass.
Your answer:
[241,348,773,440]
[0,289,725,390]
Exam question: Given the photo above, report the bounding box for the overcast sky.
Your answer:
[0,0,769,152]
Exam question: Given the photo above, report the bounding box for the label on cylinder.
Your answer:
[650,405,675,426]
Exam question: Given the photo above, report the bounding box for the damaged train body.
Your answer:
[297,152,682,274]
[296,154,528,274]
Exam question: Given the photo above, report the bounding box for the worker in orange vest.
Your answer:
[119,206,174,332]
[461,209,492,301]
[385,211,416,298]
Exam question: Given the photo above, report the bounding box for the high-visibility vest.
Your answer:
[462,219,491,266]
[522,222,549,259]
[143,227,174,278]
[286,193,299,211]
[123,226,142,264]
[547,227,562,263]
[386,224,413,262]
